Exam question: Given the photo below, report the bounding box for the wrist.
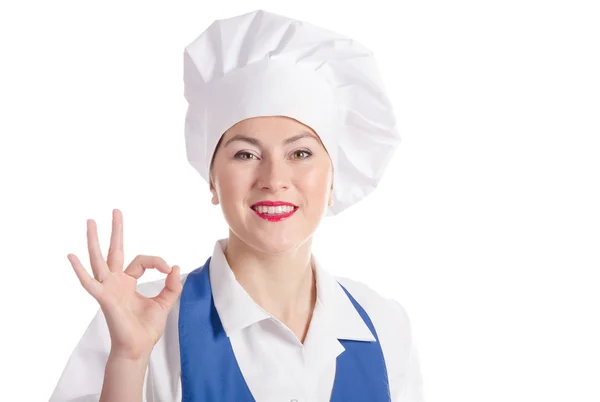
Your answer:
[100,351,149,402]
[108,349,151,366]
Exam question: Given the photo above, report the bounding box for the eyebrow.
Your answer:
[223,132,318,148]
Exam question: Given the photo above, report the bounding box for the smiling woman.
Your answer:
[210,116,334,255]
[50,9,424,402]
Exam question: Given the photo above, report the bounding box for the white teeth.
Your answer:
[253,205,295,215]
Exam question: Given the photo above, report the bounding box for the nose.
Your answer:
[256,156,291,192]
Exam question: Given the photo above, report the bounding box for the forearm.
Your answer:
[99,352,149,402]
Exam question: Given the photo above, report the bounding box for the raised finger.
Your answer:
[87,219,109,282]
[106,209,124,272]
[67,253,102,298]
[124,255,172,280]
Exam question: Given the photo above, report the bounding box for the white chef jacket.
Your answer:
[50,239,424,401]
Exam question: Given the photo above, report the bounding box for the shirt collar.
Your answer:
[209,239,271,336]
[209,239,376,342]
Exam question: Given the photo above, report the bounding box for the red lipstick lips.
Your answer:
[250,201,298,222]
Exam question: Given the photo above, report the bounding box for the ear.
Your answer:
[328,167,335,207]
[209,178,219,205]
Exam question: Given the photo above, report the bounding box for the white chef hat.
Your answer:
[183,9,400,216]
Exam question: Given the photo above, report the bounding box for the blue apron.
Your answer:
[179,257,391,401]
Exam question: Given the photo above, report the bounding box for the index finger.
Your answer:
[124,255,172,280]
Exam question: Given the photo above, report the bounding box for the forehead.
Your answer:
[223,116,319,140]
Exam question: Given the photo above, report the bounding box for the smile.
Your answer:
[250,201,298,222]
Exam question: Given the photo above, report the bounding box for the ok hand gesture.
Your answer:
[67,209,183,360]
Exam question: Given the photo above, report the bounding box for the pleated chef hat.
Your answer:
[184,9,400,216]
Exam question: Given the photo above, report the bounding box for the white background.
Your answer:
[1,0,599,401]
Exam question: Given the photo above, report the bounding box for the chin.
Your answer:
[227,223,311,256]
[245,230,308,255]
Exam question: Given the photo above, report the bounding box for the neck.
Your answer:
[223,232,316,340]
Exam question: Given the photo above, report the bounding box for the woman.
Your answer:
[50,9,424,402]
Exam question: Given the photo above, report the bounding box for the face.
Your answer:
[209,116,334,255]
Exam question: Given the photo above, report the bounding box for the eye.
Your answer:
[234,151,258,160]
[291,149,313,160]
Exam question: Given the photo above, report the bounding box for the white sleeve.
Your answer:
[48,308,150,402]
[400,339,425,402]
[394,301,425,402]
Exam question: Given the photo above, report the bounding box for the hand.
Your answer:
[67,209,183,360]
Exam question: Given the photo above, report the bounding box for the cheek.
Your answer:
[294,165,332,196]
[215,165,253,203]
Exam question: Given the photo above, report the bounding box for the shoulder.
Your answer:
[335,275,415,394]
[335,275,412,340]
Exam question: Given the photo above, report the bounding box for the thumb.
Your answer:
[153,265,183,313]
